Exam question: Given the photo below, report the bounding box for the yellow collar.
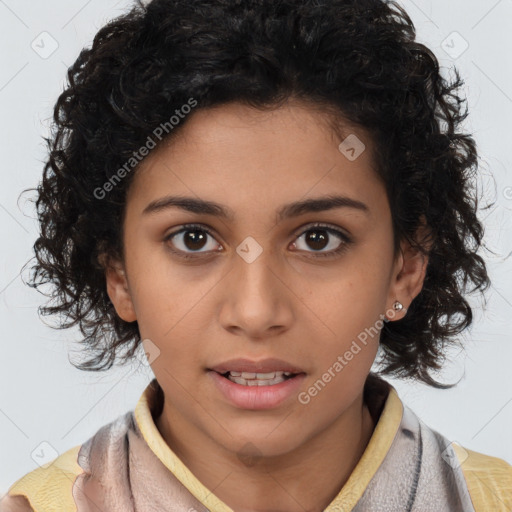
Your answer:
[134,378,403,512]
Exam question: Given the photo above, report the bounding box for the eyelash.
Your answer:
[163,222,353,260]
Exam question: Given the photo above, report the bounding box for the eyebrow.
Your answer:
[142,194,370,221]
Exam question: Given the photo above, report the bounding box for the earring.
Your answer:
[393,301,404,312]
[384,301,406,322]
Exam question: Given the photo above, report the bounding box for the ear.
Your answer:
[386,215,433,320]
[99,253,137,323]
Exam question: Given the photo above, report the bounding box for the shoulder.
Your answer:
[453,443,512,511]
[2,444,83,512]
[1,410,136,512]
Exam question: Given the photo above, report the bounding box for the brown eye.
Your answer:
[181,229,209,251]
[292,223,353,258]
[164,224,222,257]
[303,230,330,251]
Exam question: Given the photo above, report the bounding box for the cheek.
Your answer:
[335,242,393,311]
[305,331,378,408]
[130,272,215,372]
[127,253,213,335]
[304,266,386,377]
[311,328,379,387]
[310,269,387,340]
[297,350,375,429]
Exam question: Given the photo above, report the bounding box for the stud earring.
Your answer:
[384,300,406,322]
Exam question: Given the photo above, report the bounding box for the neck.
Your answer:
[155,390,377,512]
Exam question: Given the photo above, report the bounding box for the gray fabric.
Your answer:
[351,405,476,512]
[70,380,476,511]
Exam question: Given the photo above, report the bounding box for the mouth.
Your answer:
[207,357,307,388]
[207,366,308,410]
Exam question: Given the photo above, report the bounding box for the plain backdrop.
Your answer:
[1,0,511,496]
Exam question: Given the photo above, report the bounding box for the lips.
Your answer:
[208,367,307,409]
[208,357,306,375]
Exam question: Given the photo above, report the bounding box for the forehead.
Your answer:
[126,101,386,222]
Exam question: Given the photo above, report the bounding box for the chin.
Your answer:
[220,425,307,460]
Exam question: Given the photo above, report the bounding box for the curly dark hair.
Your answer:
[21,0,492,388]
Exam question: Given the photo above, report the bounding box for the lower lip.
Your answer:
[208,371,307,410]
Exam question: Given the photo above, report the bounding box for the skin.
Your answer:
[104,100,429,512]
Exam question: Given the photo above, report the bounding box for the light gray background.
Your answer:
[1,0,511,496]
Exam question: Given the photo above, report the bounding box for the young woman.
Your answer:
[2,0,510,510]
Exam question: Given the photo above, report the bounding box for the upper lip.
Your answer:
[209,358,306,374]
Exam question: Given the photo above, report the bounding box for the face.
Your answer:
[105,100,428,460]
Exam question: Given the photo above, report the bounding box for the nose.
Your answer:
[218,245,294,339]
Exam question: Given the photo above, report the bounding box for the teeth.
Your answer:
[225,370,295,386]
[256,372,276,379]
[228,375,288,386]
[229,371,291,379]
